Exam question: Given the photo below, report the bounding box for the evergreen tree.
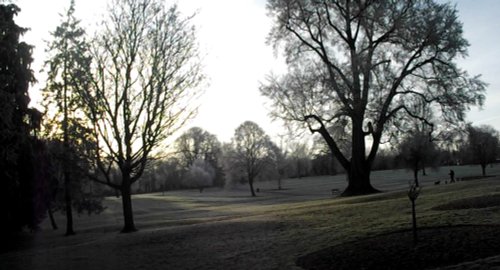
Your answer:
[41,0,94,236]
[0,3,43,251]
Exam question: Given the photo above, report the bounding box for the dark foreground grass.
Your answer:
[296,225,500,270]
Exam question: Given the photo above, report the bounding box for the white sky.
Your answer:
[13,0,500,143]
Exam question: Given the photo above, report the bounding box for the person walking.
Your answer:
[449,169,455,183]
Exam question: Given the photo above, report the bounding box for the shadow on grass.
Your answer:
[0,219,291,270]
[296,224,500,270]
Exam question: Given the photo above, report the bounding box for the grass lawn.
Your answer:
[1,165,500,269]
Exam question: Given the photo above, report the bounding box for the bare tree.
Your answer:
[466,125,499,176]
[229,121,276,197]
[150,157,183,193]
[408,182,421,246]
[261,0,486,195]
[79,0,203,232]
[270,138,287,190]
[397,130,439,187]
[287,141,312,178]
[175,127,223,186]
[182,159,215,192]
[175,127,221,168]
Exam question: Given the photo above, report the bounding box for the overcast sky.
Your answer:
[14,0,500,143]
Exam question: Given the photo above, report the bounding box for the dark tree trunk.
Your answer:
[342,117,378,196]
[481,163,486,176]
[342,162,378,196]
[306,114,378,196]
[249,176,256,197]
[62,40,74,237]
[422,166,426,176]
[120,181,137,233]
[411,199,418,245]
[296,159,301,178]
[413,168,419,187]
[64,171,75,236]
[48,208,58,230]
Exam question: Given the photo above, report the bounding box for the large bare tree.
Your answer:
[80,0,203,232]
[261,0,486,195]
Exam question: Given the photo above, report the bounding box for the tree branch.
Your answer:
[304,114,349,169]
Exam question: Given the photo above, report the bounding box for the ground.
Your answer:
[297,225,500,269]
[1,164,500,269]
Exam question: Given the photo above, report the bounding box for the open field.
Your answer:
[2,164,500,269]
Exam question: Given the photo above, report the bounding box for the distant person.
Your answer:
[449,169,455,183]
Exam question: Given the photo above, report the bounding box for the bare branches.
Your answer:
[263,0,485,177]
[229,121,276,196]
[304,115,349,168]
[284,2,353,109]
[80,0,203,189]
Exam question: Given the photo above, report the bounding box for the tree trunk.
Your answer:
[342,161,377,196]
[296,159,301,178]
[413,168,419,187]
[120,182,137,233]
[307,114,377,196]
[48,208,58,230]
[422,166,426,176]
[342,117,378,196]
[64,171,75,236]
[249,176,256,197]
[411,199,418,246]
[62,38,74,237]
[481,163,486,177]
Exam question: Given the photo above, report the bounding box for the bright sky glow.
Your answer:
[14,0,500,143]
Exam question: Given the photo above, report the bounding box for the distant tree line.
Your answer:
[371,124,500,180]
[138,124,339,195]
[139,122,500,195]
